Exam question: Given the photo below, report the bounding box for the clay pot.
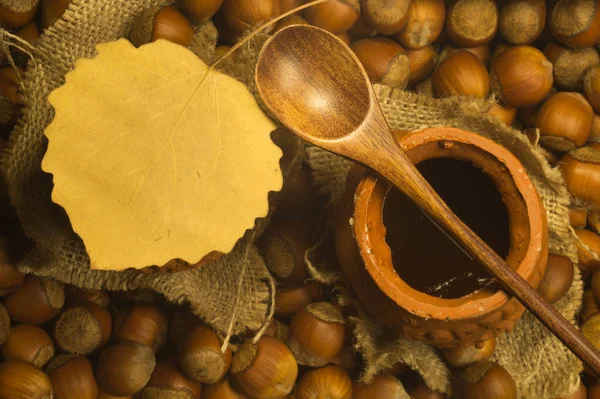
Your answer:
[335,127,548,348]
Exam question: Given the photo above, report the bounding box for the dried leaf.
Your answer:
[42,39,282,271]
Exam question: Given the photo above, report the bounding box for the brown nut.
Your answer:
[536,254,574,304]
[362,0,411,35]
[41,0,71,30]
[0,359,53,398]
[275,281,324,321]
[581,290,600,322]
[130,6,194,47]
[351,37,410,89]
[138,357,202,399]
[498,0,546,45]
[407,45,438,86]
[54,301,112,355]
[113,303,168,352]
[432,50,490,98]
[575,229,600,274]
[288,302,346,367]
[176,0,223,23]
[97,341,156,397]
[0,236,25,296]
[2,324,54,367]
[296,364,352,399]
[0,303,8,346]
[179,324,232,384]
[169,306,202,345]
[545,42,600,90]
[442,337,496,368]
[560,148,600,208]
[4,275,64,325]
[273,15,309,33]
[548,0,600,49]
[590,209,600,234]
[0,0,39,29]
[46,354,99,399]
[490,46,553,108]
[352,374,407,398]
[230,335,298,398]
[486,102,517,126]
[457,361,517,399]
[585,67,600,114]
[64,286,111,308]
[408,380,448,398]
[445,0,498,47]
[303,0,360,35]
[202,377,248,398]
[219,0,278,40]
[536,92,593,151]
[570,207,589,228]
[396,0,445,49]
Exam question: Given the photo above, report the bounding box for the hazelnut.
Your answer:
[590,209,600,234]
[97,341,156,397]
[536,92,593,151]
[585,66,600,114]
[536,254,574,304]
[280,0,303,14]
[0,237,24,296]
[202,377,248,399]
[349,13,377,37]
[498,0,546,45]
[230,335,298,398]
[442,337,496,368]
[407,45,438,86]
[275,281,323,321]
[46,354,99,399]
[0,359,53,398]
[432,50,490,98]
[273,15,309,33]
[2,324,54,367]
[219,0,278,41]
[362,0,411,35]
[353,374,407,398]
[445,0,498,47]
[138,357,202,398]
[548,0,600,48]
[288,302,346,367]
[41,0,71,30]
[296,364,352,399]
[440,43,492,66]
[560,148,600,208]
[179,324,232,384]
[113,303,168,352]
[457,361,517,399]
[4,275,64,325]
[130,6,194,47]
[0,303,7,345]
[176,0,223,23]
[570,207,589,228]
[396,0,445,49]
[54,301,112,355]
[258,217,312,284]
[264,318,289,342]
[351,37,410,89]
[408,380,448,398]
[545,42,600,90]
[0,0,39,29]
[64,286,111,308]
[581,290,600,322]
[169,306,202,345]
[490,45,553,107]
[486,102,517,126]
[575,229,600,273]
[303,0,360,34]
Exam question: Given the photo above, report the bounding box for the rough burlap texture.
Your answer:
[305,86,583,398]
[0,0,302,338]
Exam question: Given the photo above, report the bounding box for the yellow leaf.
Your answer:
[42,39,283,271]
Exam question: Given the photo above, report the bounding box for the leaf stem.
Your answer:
[210,0,329,70]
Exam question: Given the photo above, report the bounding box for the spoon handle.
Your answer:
[366,132,600,376]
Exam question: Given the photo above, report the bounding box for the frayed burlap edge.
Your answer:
[305,86,582,399]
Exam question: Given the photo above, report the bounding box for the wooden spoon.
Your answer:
[255,25,600,375]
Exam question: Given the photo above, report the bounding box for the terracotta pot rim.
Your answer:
[352,127,548,320]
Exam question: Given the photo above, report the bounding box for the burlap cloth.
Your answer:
[0,1,584,397]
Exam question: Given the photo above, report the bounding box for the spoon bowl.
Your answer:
[256,26,371,143]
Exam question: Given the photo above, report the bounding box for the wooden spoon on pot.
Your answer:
[255,25,600,375]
